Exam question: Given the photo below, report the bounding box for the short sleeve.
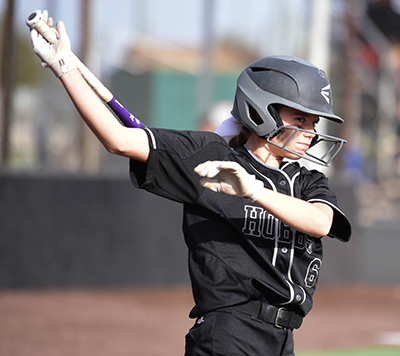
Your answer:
[301,169,352,242]
[129,128,232,204]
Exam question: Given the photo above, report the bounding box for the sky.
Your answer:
[1,0,313,74]
[8,0,307,45]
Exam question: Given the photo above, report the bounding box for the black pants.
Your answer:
[185,308,295,356]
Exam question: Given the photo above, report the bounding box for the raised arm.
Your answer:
[60,68,150,162]
[194,161,333,238]
[30,17,149,162]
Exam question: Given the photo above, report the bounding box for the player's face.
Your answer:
[270,107,319,159]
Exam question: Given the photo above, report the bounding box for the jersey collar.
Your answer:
[240,144,301,174]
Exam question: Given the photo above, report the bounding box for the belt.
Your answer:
[232,301,303,329]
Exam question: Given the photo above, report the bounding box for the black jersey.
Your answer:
[129,128,351,318]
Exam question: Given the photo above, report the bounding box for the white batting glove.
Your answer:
[30,19,76,77]
[194,161,264,202]
[29,10,57,68]
[42,10,55,30]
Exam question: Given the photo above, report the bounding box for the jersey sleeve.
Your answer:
[301,169,352,242]
[129,127,231,204]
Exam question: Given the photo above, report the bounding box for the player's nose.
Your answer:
[302,128,316,139]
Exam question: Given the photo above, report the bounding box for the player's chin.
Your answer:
[292,146,310,157]
[285,150,305,160]
[288,155,302,161]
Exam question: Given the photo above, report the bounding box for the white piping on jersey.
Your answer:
[248,163,280,265]
[244,145,307,305]
[285,238,307,306]
[283,279,295,305]
[243,146,282,265]
[285,170,306,306]
[308,198,345,217]
[145,127,157,149]
[308,199,349,242]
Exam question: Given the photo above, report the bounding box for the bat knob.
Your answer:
[26,10,42,28]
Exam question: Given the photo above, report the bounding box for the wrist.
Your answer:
[246,179,264,202]
[49,54,77,78]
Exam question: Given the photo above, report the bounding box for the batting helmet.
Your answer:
[231,55,346,166]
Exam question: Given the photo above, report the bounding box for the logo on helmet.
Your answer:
[320,84,330,104]
[318,69,328,79]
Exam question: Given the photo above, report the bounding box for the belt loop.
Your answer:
[258,299,271,322]
[256,300,263,320]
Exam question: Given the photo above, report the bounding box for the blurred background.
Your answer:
[2,1,400,355]
[1,0,400,289]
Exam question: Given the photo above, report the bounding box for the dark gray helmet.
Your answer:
[231,55,346,166]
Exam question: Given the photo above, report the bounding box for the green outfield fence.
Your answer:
[298,347,400,356]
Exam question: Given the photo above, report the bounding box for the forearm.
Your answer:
[60,69,124,146]
[254,189,333,238]
[195,160,334,237]
[60,69,150,161]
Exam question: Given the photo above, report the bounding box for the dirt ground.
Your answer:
[0,284,399,356]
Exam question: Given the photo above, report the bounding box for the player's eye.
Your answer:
[292,116,319,130]
[295,117,306,127]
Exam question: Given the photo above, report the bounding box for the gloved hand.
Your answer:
[30,13,76,77]
[42,10,55,31]
[194,161,264,202]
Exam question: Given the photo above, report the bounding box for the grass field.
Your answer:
[298,347,400,356]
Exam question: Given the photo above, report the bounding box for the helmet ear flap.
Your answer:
[268,105,283,127]
[267,105,283,138]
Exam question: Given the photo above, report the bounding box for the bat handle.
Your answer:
[26,10,58,43]
[107,98,143,128]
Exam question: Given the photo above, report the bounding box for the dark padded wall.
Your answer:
[0,173,188,288]
[2,172,391,289]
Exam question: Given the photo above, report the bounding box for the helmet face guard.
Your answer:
[267,126,346,167]
[231,56,346,166]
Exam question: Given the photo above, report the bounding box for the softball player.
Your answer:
[30,17,351,356]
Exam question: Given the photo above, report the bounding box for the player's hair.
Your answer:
[228,126,251,148]
[227,105,291,148]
